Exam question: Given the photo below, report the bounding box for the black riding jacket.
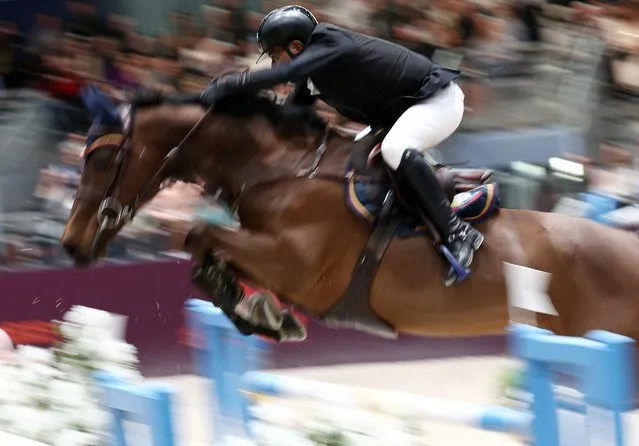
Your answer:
[237,23,460,126]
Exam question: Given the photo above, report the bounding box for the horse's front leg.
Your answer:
[184,223,309,342]
[185,222,315,293]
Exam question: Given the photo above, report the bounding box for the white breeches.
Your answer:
[379,82,465,170]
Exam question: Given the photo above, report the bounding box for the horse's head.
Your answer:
[61,84,330,266]
[61,85,186,266]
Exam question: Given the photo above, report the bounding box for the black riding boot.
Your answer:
[395,149,484,286]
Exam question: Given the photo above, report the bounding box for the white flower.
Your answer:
[16,345,53,365]
[0,328,15,359]
[50,378,92,407]
[100,341,138,366]
[9,405,43,437]
[30,409,60,441]
[0,377,29,405]
[59,321,81,341]
[0,364,21,396]
[250,401,303,428]
[251,422,313,446]
[74,404,108,432]
[67,336,106,364]
[223,435,260,446]
[249,394,430,446]
[53,428,101,446]
[81,325,115,344]
[64,305,121,339]
[0,403,16,427]
[2,306,141,446]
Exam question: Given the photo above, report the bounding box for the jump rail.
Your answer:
[185,298,636,446]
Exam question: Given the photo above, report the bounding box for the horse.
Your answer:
[61,86,639,351]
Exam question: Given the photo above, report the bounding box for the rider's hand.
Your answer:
[200,72,246,106]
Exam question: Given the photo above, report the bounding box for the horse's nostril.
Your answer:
[62,243,77,258]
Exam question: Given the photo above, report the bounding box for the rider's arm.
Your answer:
[234,28,355,91]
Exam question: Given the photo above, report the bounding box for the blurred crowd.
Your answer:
[3,0,639,127]
[0,0,578,126]
[2,0,639,268]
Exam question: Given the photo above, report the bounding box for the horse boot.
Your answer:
[235,292,307,342]
[192,256,307,342]
[395,149,484,286]
[191,255,244,314]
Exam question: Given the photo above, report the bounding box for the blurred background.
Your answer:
[3,0,639,269]
[4,3,639,443]
[1,0,639,421]
[0,0,639,269]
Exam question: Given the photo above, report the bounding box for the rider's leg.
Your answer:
[380,82,484,286]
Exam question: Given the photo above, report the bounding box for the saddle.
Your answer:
[321,127,500,338]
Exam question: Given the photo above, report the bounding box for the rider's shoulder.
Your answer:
[309,23,357,46]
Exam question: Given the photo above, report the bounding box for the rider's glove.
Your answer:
[200,72,248,106]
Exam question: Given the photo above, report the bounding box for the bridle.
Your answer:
[86,104,205,258]
[83,98,336,258]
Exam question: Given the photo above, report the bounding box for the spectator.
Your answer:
[465,8,522,76]
[148,54,182,92]
[324,0,375,33]
[455,0,478,47]
[64,0,102,38]
[225,0,250,48]
[0,22,22,91]
[26,15,62,55]
[514,0,542,43]
[369,0,394,39]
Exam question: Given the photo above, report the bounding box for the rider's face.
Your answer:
[269,47,290,67]
[269,41,304,67]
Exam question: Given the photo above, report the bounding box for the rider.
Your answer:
[200,5,484,286]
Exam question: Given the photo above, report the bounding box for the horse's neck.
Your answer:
[223,128,349,192]
[254,130,351,185]
[316,132,352,177]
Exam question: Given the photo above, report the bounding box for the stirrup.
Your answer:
[440,229,485,286]
[440,244,471,283]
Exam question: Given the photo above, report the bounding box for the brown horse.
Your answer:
[62,88,639,348]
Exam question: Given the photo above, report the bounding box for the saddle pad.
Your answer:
[345,172,500,238]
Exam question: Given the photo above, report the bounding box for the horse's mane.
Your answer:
[129,70,327,132]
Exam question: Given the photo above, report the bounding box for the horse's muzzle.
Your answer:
[62,242,92,268]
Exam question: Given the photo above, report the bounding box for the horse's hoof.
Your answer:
[235,293,284,329]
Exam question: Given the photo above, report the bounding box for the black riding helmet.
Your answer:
[256,5,318,60]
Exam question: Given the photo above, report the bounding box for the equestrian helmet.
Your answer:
[256,5,318,56]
